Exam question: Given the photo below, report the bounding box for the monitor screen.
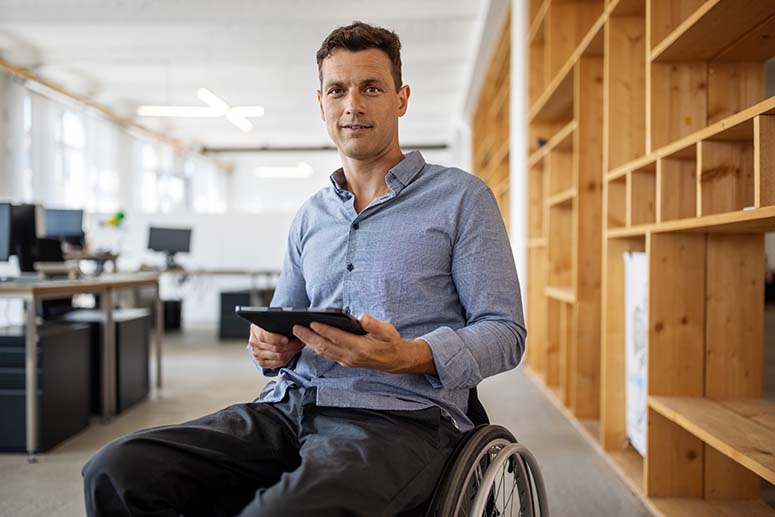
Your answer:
[148,226,192,254]
[45,208,84,239]
[0,203,10,262]
[10,204,38,272]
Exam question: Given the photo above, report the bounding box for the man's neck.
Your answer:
[340,146,405,213]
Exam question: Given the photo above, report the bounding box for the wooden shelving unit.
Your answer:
[525,0,775,514]
[473,10,511,232]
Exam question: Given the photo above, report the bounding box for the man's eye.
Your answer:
[365,87,381,94]
[329,88,343,96]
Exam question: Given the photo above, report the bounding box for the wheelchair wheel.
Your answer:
[426,424,539,517]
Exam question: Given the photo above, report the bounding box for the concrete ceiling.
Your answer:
[0,0,490,150]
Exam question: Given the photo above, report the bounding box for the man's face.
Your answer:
[317,48,410,160]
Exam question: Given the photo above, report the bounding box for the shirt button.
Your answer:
[352,222,359,230]
[344,306,351,314]
[347,263,354,272]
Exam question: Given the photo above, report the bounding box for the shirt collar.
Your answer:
[328,150,426,201]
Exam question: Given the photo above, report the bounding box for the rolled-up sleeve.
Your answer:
[247,211,310,376]
[419,185,527,390]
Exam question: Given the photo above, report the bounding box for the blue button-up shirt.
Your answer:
[253,151,526,431]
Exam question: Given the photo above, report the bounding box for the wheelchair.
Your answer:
[423,388,549,517]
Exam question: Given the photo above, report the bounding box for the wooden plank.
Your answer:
[606,205,775,236]
[528,164,546,238]
[549,146,574,196]
[651,0,775,61]
[650,61,707,150]
[648,232,707,398]
[646,407,704,497]
[705,234,765,400]
[526,247,548,374]
[699,139,756,216]
[574,54,604,418]
[756,115,775,208]
[707,61,766,125]
[649,397,775,485]
[546,188,577,207]
[606,14,647,171]
[652,498,775,516]
[600,236,645,449]
[545,286,577,304]
[546,298,561,386]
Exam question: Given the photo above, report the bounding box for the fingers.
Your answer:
[250,324,289,346]
[293,324,350,365]
[357,313,399,340]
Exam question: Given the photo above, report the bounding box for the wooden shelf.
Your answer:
[546,188,576,208]
[527,238,547,249]
[605,206,775,237]
[528,0,549,43]
[650,0,775,61]
[651,498,775,517]
[529,11,606,122]
[544,286,576,304]
[608,96,775,178]
[649,396,775,484]
[527,119,576,167]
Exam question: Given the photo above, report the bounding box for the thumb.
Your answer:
[358,313,393,337]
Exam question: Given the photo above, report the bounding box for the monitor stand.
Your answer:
[165,253,183,271]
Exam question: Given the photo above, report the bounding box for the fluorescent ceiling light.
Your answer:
[197,88,230,114]
[137,106,222,117]
[226,112,253,132]
[255,162,314,179]
[137,88,264,133]
[230,106,265,118]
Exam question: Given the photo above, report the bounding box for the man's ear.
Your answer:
[316,90,326,121]
[397,84,411,117]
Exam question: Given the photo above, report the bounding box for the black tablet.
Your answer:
[235,306,366,338]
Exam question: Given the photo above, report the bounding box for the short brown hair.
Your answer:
[316,21,403,91]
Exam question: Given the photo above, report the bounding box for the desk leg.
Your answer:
[102,289,115,417]
[155,288,163,389]
[24,295,37,463]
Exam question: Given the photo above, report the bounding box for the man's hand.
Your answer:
[249,324,305,369]
[292,313,437,375]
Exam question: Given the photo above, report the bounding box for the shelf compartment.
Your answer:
[650,61,708,150]
[528,119,576,167]
[699,120,755,217]
[528,163,546,239]
[546,188,577,208]
[629,161,657,225]
[658,143,697,222]
[547,136,576,196]
[600,235,645,449]
[756,114,775,208]
[548,203,575,288]
[650,0,775,61]
[607,175,627,229]
[546,0,606,81]
[649,397,775,485]
[605,2,646,171]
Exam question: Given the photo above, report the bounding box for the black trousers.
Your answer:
[82,387,462,517]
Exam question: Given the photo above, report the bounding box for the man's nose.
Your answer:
[344,90,366,115]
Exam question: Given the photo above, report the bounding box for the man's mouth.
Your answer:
[341,124,373,131]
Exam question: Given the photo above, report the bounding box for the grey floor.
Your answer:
[0,326,654,517]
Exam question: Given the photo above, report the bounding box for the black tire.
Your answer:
[426,424,517,517]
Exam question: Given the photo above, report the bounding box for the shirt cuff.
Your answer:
[418,326,479,390]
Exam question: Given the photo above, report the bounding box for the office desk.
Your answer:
[0,273,162,459]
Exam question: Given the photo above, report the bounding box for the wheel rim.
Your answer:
[449,437,513,517]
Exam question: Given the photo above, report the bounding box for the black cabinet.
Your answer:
[61,309,150,414]
[0,323,91,452]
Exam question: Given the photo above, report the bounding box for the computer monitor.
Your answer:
[0,203,10,262]
[45,208,84,246]
[148,226,192,269]
[10,204,38,272]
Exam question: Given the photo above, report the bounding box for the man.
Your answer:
[83,21,526,517]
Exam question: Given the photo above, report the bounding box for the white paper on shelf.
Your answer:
[623,251,648,456]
